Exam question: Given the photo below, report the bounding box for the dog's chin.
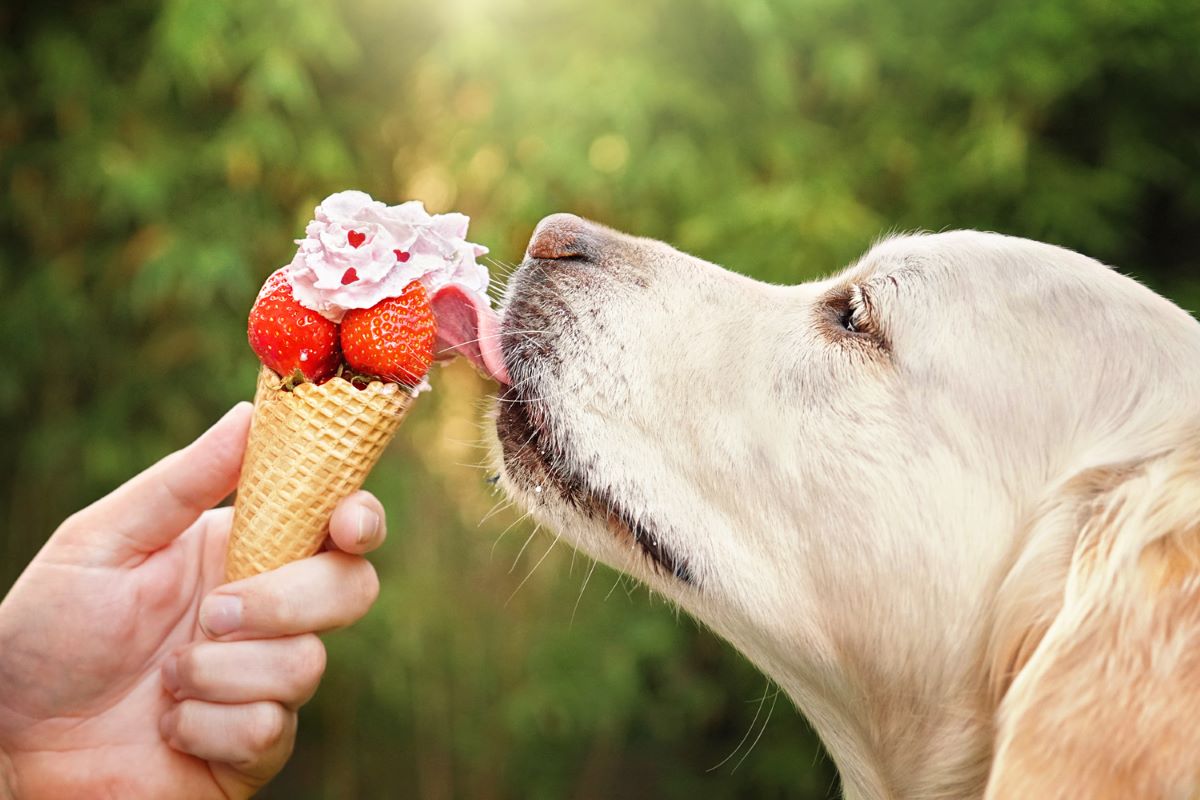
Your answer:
[494,379,694,585]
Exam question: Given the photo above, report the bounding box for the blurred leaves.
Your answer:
[2,0,1199,796]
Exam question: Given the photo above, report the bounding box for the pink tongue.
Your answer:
[430,284,511,385]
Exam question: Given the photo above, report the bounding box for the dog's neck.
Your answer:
[699,509,1037,800]
[708,461,1130,800]
[783,645,996,800]
[743,618,998,800]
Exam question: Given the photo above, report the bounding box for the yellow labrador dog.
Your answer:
[441,214,1200,799]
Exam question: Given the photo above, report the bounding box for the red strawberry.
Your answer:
[340,280,436,386]
[247,268,341,383]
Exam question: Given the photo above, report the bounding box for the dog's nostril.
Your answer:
[526,213,595,261]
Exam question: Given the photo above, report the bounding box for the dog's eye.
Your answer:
[839,304,859,333]
[838,286,870,335]
[824,283,888,352]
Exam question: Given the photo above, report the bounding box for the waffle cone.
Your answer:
[225,366,415,582]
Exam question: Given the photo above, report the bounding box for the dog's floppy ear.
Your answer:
[986,438,1200,800]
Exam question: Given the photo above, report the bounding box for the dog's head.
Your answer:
[480,215,1200,796]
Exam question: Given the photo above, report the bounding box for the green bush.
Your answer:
[2,0,1197,796]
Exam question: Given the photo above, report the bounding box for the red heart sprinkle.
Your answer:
[394,249,410,262]
[348,230,366,248]
[341,268,358,284]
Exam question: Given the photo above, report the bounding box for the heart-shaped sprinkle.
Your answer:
[394,249,410,263]
[347,230,366,248]
[341,268,359,284]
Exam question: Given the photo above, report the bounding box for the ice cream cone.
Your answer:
[224,366,415,582]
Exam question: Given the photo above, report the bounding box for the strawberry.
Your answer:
[340,279,436,386]
[247,268,341,383]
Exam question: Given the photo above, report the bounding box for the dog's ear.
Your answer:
[986,440,1200,800]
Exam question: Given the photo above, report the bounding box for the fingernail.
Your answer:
[356,506,381,546]
[199,594,242,637]
[161,653,180,695]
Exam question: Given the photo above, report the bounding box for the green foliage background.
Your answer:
[2,0,1198,797]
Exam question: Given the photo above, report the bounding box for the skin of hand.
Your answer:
[0,403,387,799]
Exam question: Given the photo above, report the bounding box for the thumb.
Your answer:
[55,402,253,567]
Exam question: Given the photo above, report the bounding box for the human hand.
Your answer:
[0,403,387,798]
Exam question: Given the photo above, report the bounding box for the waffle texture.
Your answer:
[225,366,414,582]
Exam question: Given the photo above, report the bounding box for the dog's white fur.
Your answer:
[494,225,1200,799]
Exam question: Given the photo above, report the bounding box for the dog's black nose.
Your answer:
[526,213,597,261]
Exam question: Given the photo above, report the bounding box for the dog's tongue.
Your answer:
[431,284,510,385]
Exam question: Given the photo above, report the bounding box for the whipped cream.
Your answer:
[288,190,490,322]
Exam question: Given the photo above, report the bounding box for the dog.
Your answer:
[486,214,1200,799]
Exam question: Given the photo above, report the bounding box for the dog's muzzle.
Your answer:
[493,214,695,584]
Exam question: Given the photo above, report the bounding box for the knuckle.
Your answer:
[243,702,288,754]
[246,584,295,633]
[174,648,206,695]
[168,700,202,748]
[160,708,180,746]
[292,634,327,687]
[56,509,87,540]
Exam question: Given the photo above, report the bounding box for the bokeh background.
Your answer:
[3,0,1199,797]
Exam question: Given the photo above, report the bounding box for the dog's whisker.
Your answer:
[484,266,519,282]
[484,255,521,272]
[446,328,550,351]
[505,530,559,606]
[451,461,493,471]
[602,566,626,602]
[490,509,533,559]
[491,380,596,405]
[514,415,542,453]
[509,522,543,574]
[446,438,494,451]
[731,688,781,773]
[707,683,772,773]
[606,549,643,601]
[570,558,600,629]
[447,446,493,458]
[478,497,514,527]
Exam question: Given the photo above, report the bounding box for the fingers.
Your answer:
[57,403,253,567]
[161,699,295,780]
[199,551,379,641]
[327,490,387,554]
[163,634,326,709]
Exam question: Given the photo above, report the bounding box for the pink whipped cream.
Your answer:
[288,190,490,322]
[286,190,509,385]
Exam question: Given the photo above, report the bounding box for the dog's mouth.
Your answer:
[435,237,693,585]
[494,388,694,584]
